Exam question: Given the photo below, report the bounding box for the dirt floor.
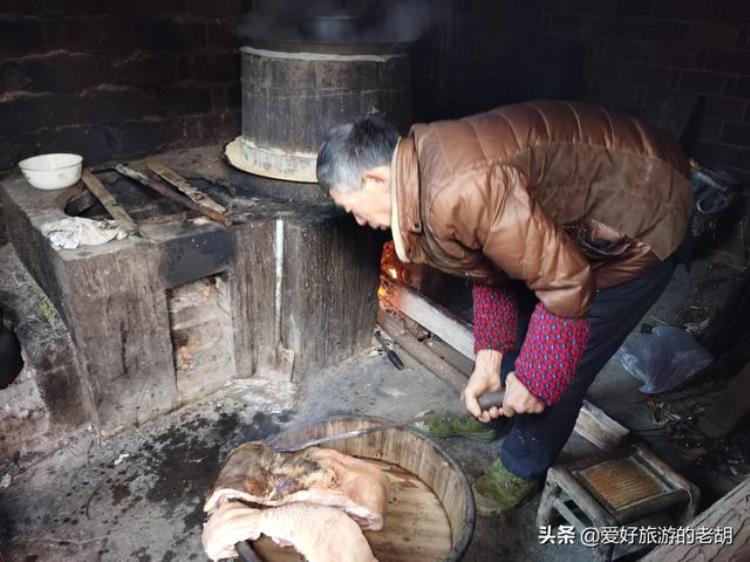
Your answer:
[1,254,749,562]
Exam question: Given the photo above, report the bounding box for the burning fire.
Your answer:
[380,240,409,283]
[378,240,417,309]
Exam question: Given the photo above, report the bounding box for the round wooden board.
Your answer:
[251,459,453,562]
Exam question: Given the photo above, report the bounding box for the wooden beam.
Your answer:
[147,162,227,215]
[377,308,469,392]
[114,164,232,227]
[379,281,630,451]
[380,278,475,360]
[81,169,140,237]
[574,398,630,451]
[641,477,750,561]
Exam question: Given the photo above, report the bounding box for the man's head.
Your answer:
[317,117,399,230]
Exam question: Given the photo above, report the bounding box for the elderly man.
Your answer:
[316,101,693,516]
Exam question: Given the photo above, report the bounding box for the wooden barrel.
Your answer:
[262,416,475,562]
[227,43,412,184]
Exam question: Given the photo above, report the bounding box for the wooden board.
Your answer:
[380,279,475,360]
[641,477,750,561]
[147,161,227,214]
[80,168,140,236]
[251,460,453,562]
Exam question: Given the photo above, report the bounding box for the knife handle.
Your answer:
[477,390,506,411]
[235,541,261,562]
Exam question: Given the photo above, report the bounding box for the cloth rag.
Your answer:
[40,217,129,250]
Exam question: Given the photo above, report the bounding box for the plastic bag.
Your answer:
[614,326,713,394]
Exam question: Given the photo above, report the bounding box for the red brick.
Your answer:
[692,140,730,165]
[512,0,542,15]
[686,22,741,48]
[586,79,640,110]
[545,0,611,15]
[650,43,705,68]
[623,63,673,87]
[722,122,750,145]
[2,51,106,93]
[589,16,637,39]
[704,50,750,75]
[616,0,654,17]
[77,86,154,126]
[599,40,650,63]
[695,117,724,142]
[0,93,80,136]
[61,16,137,55]
[0,16,46,56]
[678,70,728,95]
[153,84,212,116]
[583,58,623,81]
[703,96,747,120]
[659,0,712,20]
[111,53,178,88]
[722,0,750,23]
[727,146,750,170]
[736,76,750,97]
[543,14,592,36]
[639,20,686,42]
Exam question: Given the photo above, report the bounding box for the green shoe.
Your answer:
[411,410,500,442]
[472,459,538,516]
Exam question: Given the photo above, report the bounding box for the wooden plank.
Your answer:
[575,398,630,451]
[80,168,140,236]
[114,164,232,227]
[147,161,227,214]
[379,281,630,450]
[377,308,469,392]
[641,477,750,561]
[380,278,475,360]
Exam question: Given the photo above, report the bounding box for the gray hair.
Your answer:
[316,117,399,193]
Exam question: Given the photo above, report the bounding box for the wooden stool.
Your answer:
[536,444,700,561]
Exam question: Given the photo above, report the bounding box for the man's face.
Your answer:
[328,167,392,230]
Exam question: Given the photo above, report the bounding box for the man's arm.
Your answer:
[464,284,518,421]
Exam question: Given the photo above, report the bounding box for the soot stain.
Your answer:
[144,411,241,520]
[130,546,152,562]
[233,411,289,444]
[143,410,293,532]
[110,482,131,506]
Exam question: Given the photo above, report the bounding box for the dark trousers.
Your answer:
[498,255,679,479]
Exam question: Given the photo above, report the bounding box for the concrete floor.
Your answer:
[1,353,598,562]
[1,255,748,562]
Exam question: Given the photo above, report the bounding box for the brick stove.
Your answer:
[0,145,384,457]
[0,3,415,464]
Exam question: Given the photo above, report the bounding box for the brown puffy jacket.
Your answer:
[390,101,694,318]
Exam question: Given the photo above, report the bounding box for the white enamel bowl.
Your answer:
[18,153,83,190]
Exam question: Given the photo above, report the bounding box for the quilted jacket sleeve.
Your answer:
[472,283,518,354]
[435,164,595,318]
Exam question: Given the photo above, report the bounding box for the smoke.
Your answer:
[242,0,449,44]
[359,0,450,43]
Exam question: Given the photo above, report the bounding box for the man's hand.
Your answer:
[462,350,546,421]
[502,372,545,417]
[462,350,503,423]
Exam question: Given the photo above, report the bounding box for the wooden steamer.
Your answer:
[226,14,413,183]
[261,416,475,562]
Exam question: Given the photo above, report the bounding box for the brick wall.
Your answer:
[1,0,747,177]
[411,0,749,177]
[0,0,250,172]
[535,0,750,177]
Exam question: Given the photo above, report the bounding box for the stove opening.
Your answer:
[167,274,236,398]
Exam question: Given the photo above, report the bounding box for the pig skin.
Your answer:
[203,442,389,531]
[202,501,379,562]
